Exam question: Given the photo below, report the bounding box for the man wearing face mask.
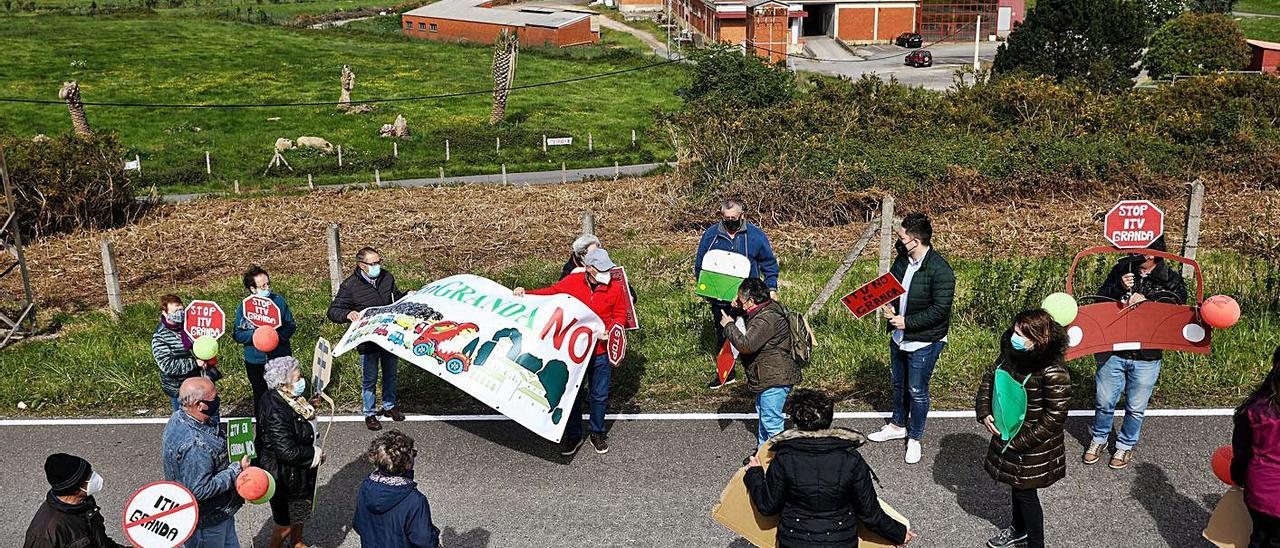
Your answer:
[163,377,251,548]
[515,248,629,456]
[23,453,126,547]
[1084,236,1187,469]
[233,266,298,417]
[868,213,955,465]
[328,247,407,431]
[694,198,780,389]
[152,294,207,412]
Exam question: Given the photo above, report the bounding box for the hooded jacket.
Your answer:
[744,428,907,548]
[352,472,440,548]
[23,492,127,548]
[723,300,801,393]
[975,327,1072,490]
[327,268,406,354]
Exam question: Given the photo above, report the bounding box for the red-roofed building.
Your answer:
[1248,39,1280,73]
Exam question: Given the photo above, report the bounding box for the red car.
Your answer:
[905,50,932,68]
[412,321,480,374]
[1064,246,1212,361]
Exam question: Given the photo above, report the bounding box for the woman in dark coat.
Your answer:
[257,356,325,548]
[744,389,916,548]
[353,430,441,548]
[976,309,1071,548]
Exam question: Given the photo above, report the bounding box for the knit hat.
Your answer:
[45,453,91,496]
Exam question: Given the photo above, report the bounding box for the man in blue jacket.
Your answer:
[694,198,780,389]
[163,377,249,547]
[232,265,297,417]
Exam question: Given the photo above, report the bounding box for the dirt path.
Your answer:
[308,14,384,29]
[595,14,666,52]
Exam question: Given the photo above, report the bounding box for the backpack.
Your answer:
[781,304,815,367]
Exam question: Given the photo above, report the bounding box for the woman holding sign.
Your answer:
[975,309,1071,548]
[257,357,324,548]
[233,266,297,417]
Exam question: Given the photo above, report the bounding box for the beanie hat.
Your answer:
[45,453,91,496]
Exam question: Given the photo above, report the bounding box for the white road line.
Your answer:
[0,408,1234,427]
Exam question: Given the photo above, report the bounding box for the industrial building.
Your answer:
[402,0,600,47]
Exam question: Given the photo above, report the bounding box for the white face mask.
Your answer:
[84,471,103,496]
[594,271,611,285]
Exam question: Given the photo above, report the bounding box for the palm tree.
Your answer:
[59,81,91,136]
[489,30,519,125]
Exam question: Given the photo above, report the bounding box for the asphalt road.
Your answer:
[791,42,1000,90]
[1,415,1232,547]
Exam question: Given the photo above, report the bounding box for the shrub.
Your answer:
[1186,0,1235,13]
[992,0,1148,92]
[1145,13,1250,79]
[680,44,795,108]
[1140,0,1185,28]
[0,132,141,239]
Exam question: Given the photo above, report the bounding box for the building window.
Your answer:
[919,0,997,42]
[405,20,412,29]
[429,23,438,32]
[419,22,426,30]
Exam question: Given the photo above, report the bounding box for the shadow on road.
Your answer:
[444,419,565,464]
[254,455,371,546]
[1064,414,1095,450]
[1132,462,1212,547]
[442,525,492,547]
[932,432,1005,528]
[726,538,754,547]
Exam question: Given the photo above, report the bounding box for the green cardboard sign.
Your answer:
[993,368,1029,451]
[227,417,256,462]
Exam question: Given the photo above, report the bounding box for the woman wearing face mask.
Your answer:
[256,357,325,548]
[233,266,298,417]
[975,309,1071,548]
[23,453,127,547]
[151,294,205,412]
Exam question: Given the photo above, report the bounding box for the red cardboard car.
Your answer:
[411,321,480,373]
[1064,246,1213,361]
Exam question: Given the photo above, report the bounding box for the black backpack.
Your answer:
[781,304,815,366]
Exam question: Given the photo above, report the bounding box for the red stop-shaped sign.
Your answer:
[1104,200,1164,249]
[607,324,626,367]
[241,295,281,329]
[184,300,225,340]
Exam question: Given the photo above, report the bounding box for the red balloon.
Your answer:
[236,466,270,500]
[1212,444,1235,486]
[1201,295,1241,329]
[252,326,279,353]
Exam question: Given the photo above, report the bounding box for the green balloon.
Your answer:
[1041,292,1078,326]
[252,471,276,504]
[192,335,219,360]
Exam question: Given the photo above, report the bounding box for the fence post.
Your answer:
[307,174,314,190]
[100,239,123,318]
[496,137,501,153]
[614,161,620,181]
[877,195,895,276]
[1182,178,1205,279]
[588,132,593,152]
[542,135,547,153]
[502,164,508,184]
[445,140,450,161]
[327,223,343,298]
[631,129,636,146]
[234,180,240,194]
[561,162,566,183]
[581,210,595,236]
[135,154,141,175]
[393,142,398,158]
[374,169,381,186]
[337,145,343,167]
[439,166,444,183]
[205,151,211,174]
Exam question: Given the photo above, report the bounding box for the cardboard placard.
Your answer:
[711,440,910,548]
[183,300,225,340]
[841,273,906,319]
[612,267,640,330]
[1203,487,1252,547]
[312,337,333,397]
[607,324,627,367]
[226,417,256,462]
[123,481,198,548]
[242,295,282,329]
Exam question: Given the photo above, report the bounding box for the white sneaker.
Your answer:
[867,424,908,443]
[905,439,922,464]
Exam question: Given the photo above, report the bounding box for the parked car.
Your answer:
[905,50,933,68]
[1063,246,1212,361]
[895,32,923,48]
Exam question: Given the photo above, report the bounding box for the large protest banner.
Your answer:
[333,275,605,442]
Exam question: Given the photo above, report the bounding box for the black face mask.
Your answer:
[723,218,743,233]
[895,240,909,256]
[199,395,221,420]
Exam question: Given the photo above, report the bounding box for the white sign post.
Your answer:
[123,481,198,548]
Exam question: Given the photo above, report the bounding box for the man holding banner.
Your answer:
[516,248,629,456]
[327,247,407,431]
[695,198,780,390]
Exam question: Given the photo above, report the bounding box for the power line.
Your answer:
[0,58,682,109]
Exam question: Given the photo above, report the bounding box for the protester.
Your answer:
[975,309,1070,548]
[163,377,249,548]
[720,277,800,447]
[233,266,297,417]
[328,247,407,431]
[152,294,211,412]
[353,430,441,548]
[22,453,126,548]
[515,247,628,456]
[694,198,779,389]
[1231,345,1280,548]
[560,233,601,279]
[744,389,915,548]
[868,213,955,465]
[256,357,324,548]
[1085,236,1187,469]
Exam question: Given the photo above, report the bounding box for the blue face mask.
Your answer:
[255,289,270,298]
[1011,333,1030,352]
[292,378,306,397]
[366,264,382,278]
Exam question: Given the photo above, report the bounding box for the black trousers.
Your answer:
[1253,508,1280,548]
[245,361,268,417]
[1011,487,1045,548]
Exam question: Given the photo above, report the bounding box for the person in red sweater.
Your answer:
[515,248,629,456]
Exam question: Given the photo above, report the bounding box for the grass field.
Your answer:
[0,13,684,194]
[1239,14,1280,41]
[1,249,1273,418]
[1236,0,1280,15]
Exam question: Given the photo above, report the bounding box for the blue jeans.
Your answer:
[186,516,239,548]
[889,340,946,441]
[566,353,612,441]
[756,385,792,446]
[1091,354,1162,450]
[361,350,399,417]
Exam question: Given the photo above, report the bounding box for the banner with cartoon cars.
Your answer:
[333,275,606,442]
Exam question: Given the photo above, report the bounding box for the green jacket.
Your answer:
[723,300,801,393]
[887,247,956,343]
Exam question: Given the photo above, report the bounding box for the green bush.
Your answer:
[992,0,1149,91]
[1141,0,1186,28]
[1145,13,1251,79]
[680,44,796,109]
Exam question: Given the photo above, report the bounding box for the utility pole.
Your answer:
[665,0,672,60]
[973,15,982,71]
